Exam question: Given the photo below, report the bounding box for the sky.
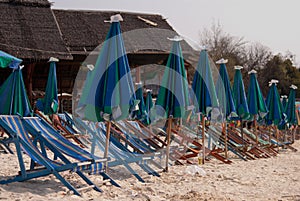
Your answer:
[52,0,300,65]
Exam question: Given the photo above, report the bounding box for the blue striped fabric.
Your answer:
[0,115,62,168]
[74,163,103,175]
[24,117,99,162]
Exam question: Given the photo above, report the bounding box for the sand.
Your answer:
[0,140,299,201]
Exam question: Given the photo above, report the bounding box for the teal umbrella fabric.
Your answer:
[265,80,285,126]
[0,50,22,69]
[192,49,218,117]
[36,58,59,115]
[0,67,32,116]
[155,36,190,119]
[144,89,153,125]
[284,85,297,126]
[78,14,136,122]
[145,89,153,115]
[281,95,288,110]
[133,83,148,123]
[232,66,250,120]
[215,58,237,120]
[247,69,268,120]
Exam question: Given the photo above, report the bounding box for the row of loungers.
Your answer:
[1,112,298,196]
[0,115,120,196]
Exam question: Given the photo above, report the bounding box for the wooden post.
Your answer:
[276,128,279,152]
[165,117,172,172]
[202,115,205,164]
[240,119,244,146]
[25,63,35,106]
[135,67,141,83]
[223,122,228,159]
[269,127,271,143]
[104,121,112,172]
[254,116,258,144]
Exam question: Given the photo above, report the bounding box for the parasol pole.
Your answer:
[268,126,271,143]
[202,114,205,164]
[276,127,279,152]
[104,120,112,172]
[223,122,228,159]
[254,115,258,144]
[240,118,244,146]
[165,116,172,172]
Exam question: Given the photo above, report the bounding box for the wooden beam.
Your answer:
[25,63,36,106]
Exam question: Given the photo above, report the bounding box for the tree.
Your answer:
[260,55,300,98]
[244,42,272,71]
[199,22,272,84]
[199,22,300,98]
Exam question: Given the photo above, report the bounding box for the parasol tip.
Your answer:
[248,69,257,74]
[234,65,243,70]
[268,79,279,86]
[167,35,183,41]
[146,89,152,92]
[135,81,143,85]
[86,64,95,71]
[49,57,59,62]
[216,58,228,64]
[200,45,207,50]
[290,84,298,89]
[105,14,123,23]
[281,95,288,98]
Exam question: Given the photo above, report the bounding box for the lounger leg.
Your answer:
[75,171,103,192]
[100,172,121,188]
[52,172,81,196]
[0,142,13,154]
[122,163,145,182]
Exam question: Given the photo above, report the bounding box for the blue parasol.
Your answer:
[155,35,190,171]
[0,50,22,69]
[0,66,32,116]
[36,57,59,114]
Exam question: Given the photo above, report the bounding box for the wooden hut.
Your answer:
[0,0,198,112]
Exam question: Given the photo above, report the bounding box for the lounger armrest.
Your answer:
[77,158,107,166]
[94,158,108,163]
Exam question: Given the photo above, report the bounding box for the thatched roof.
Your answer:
[0,0,51,7]
[0,0,72,60]
[53,10,196,56]
[0,0,197,62]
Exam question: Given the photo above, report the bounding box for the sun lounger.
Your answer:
[73,117,161,181]
[35,110,87,148]
[208,125,249,161]
[0,115,118,196]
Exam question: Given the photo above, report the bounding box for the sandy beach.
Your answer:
[0,139,299,201]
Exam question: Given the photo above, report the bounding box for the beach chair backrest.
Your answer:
[0,115,60,167]
[24,117,98,162]
[115,121,155,153]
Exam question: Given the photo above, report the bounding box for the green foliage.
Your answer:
[199,22,300,98]
[259,55,300,98]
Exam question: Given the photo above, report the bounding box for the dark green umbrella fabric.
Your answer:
[265,80,285,126]
[133,83,148,123]
[232,66,250,120]
[215,58,237,120]
[192,49,218,117]
[78,14,136,122]
[247,69,268,120]
[285,85,297,126]
[155,36,190,119]
[145,89,153,115]
[0,67,32,116]
[0,50,22,69]
[281,95,288,110]
[36,58,59,115]
[144,89,153,125]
